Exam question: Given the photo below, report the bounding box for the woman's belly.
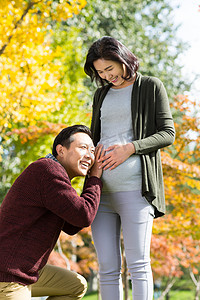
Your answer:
[101,154,142,193]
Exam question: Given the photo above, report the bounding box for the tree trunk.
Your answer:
[97,273,101,300]
[88,269,98,293]
[189,268,200,300]
[57,238,71,270]
[195,276,200,300]
[123,257,129,300]
[158,278,176,300]
[165,293,170,300]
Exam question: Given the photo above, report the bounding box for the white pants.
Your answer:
[91,190,154,300]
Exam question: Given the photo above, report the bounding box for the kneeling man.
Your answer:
[0,125,103,300]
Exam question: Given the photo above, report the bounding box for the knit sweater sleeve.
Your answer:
[132,77,175,154]
[62,221,82,235]
[41,159,102,228]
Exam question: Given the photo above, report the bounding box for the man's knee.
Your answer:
[75,274,87,298]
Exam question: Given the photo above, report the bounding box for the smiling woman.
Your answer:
[93,59,126,88]
[93,59,138,89]
[84,36,139,88]
[84,36,175,300]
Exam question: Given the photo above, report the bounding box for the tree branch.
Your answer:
[158,278,176,300]
[0,0,42,56]
[57,238,71,270]
[189,268,198,286]
[172,142,186,160]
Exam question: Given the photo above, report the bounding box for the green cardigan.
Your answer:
[90,73,175,218]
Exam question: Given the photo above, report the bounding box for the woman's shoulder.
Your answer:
[139,74,162,85]
[139,73,163,89]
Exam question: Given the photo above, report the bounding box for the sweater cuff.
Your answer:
[86,176,103,190]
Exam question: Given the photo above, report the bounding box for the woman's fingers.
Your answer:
[98,152,111,163]
[102,161,118,170]
[97,143,132,170]
[105,145,116,151]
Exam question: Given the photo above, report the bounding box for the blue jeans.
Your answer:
[91,190,154,300]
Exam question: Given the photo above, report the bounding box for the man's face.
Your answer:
[57,132,95,179]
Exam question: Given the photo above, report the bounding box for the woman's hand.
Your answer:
[98,143,135,171]
[88,144,105,178]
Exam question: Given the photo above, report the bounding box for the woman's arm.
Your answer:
[98,79,175,170]
[132,79,175,155]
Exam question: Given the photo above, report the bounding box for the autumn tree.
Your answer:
[151,94,200,298]
[0,0,86,133]
[0,0,88,199]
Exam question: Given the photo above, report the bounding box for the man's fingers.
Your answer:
[96,146,106,161]
[95,144,102,155]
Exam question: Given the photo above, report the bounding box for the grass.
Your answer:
[83,290,195,299]
[168,290,194,299]
[83,291,98,300]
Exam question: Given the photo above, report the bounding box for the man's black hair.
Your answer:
[52,125,92,157]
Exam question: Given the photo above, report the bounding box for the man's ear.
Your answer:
[56,144,64,157]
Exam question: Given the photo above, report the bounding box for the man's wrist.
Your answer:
[88,172,101,179]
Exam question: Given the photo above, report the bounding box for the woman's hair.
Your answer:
[84,36,139,86]
[52,125,92,157]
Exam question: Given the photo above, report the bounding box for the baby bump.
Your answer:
[101,155,142,193]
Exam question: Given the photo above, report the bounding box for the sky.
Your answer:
[172,0,200,98]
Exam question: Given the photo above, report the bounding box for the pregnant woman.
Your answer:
[84,36,175,300]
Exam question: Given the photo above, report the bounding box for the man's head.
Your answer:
[52,125,95,179]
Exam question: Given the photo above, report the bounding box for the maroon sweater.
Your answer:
[0,158,102,285]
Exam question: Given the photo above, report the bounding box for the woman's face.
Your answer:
[93,59,127,88]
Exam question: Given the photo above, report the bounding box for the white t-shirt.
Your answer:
[99,84,142,193]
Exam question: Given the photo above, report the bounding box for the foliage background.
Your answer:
[0,0,200,297]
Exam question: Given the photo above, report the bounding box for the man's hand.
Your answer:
[88,144,105,178]
[98,143,135,171]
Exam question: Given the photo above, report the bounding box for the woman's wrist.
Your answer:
[127,142,136,155]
